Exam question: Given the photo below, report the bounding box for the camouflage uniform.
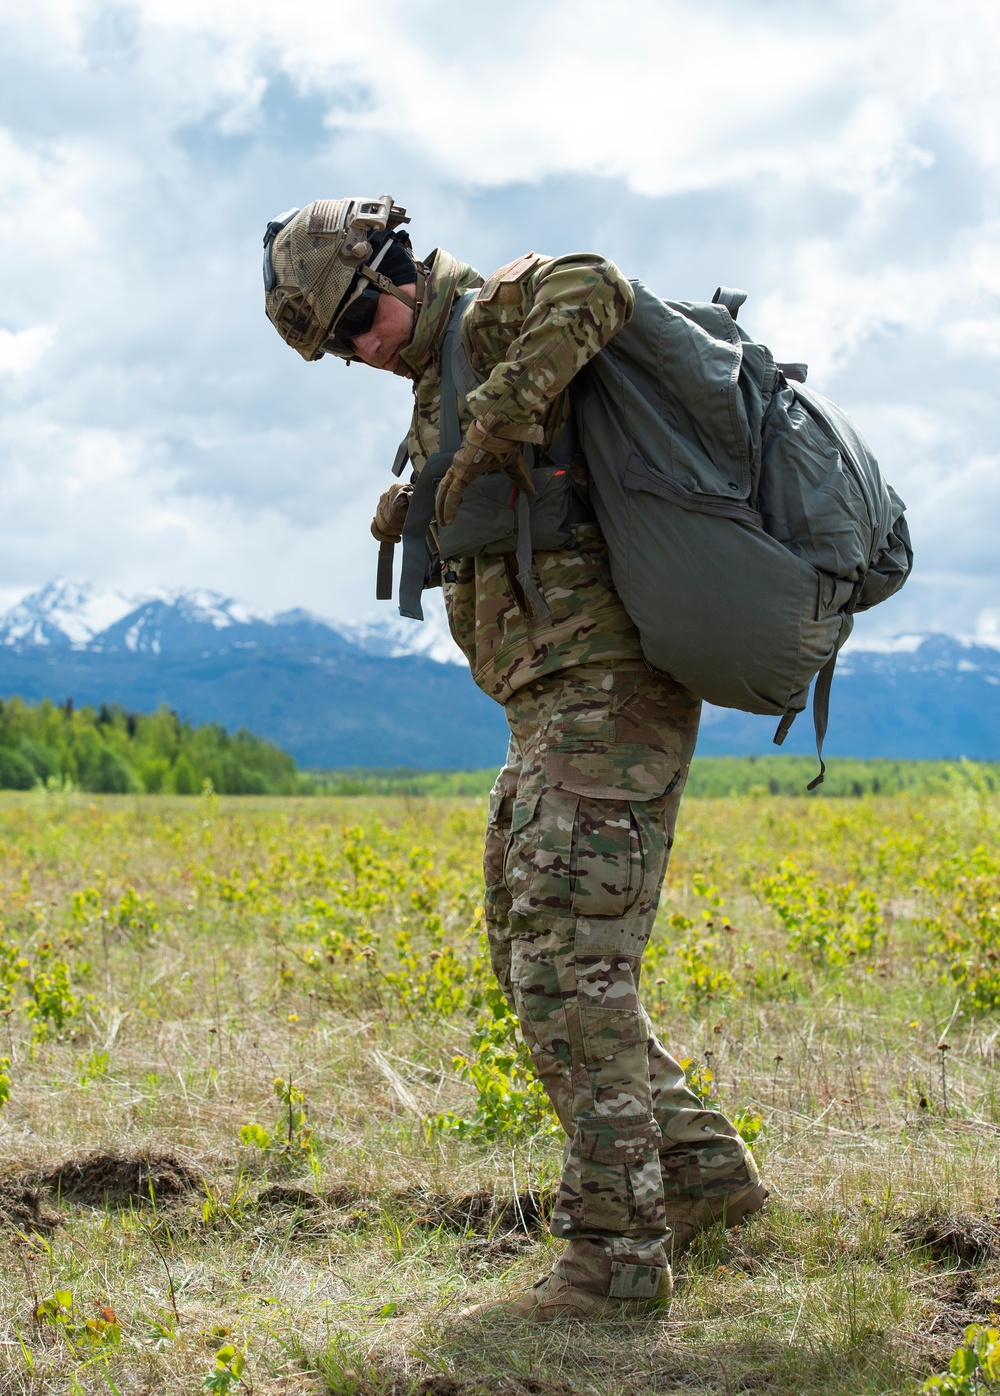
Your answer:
[399,248,760,1298]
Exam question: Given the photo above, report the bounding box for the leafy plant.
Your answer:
[204,1343,246,1393]
[33,1289,120,1349]
[428,985,557,1142]
[24,958,81,1040]
[923,1324,1000,1392]
[922,848,1000,1011]
[240,1076,318,1176]
[758,859,882,965]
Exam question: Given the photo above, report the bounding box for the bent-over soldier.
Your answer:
[262,195,767,1322]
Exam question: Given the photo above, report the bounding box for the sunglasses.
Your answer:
[322,283,381,358]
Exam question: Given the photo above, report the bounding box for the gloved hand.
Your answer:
[370,481,414,543]
[435,419,534,527]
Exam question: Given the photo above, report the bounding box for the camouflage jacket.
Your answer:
[397,247,643,703]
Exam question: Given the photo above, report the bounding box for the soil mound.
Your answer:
[252,1180,550,1236]
[397,1378,579,1396]
[900,1210,1000,1266]
[257,1183,324,1210]
[404,1188,549,1235]
[43,1151,203,1208]
[0,1179,62,1232]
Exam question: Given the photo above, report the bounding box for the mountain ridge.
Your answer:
[0,580,997,767]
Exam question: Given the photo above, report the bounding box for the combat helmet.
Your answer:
[263,194,423,361]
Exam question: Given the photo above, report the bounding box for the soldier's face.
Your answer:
[349,283,417,373]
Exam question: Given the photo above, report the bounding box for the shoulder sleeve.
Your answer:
[463,253,634,435]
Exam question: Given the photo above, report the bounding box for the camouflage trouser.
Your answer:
[485,663,759,1299]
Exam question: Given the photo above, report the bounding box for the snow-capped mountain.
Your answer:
[0,580,997,766]
[0,578,465,665]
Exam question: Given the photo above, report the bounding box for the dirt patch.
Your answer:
[254,1181,549,1237]
[389,1380,580,1396]
[403,1188,549,1236]
[257,1183,324,1210]
[911,1273,1000,1377]
[459,1233,540,1275]
[0,1179,63,1232]
[899,1211,1000,1266]
[42,1152,203,1208]
[924,1272,1000,1333]
[326,1182,365,1209]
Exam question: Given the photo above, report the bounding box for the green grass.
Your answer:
[0,785,998,1393]
[307,756,1000,799]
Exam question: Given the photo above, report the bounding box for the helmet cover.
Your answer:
[263,195,409,361]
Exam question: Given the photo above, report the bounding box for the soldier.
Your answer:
[263,196,767,1322]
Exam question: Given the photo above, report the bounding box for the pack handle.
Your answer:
[712,285,747,320]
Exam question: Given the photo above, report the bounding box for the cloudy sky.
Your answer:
[0,0,997,640]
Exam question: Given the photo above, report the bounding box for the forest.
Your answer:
[0,695,298,795]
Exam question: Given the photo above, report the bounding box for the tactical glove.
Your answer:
[370,481,414,544]
[435,420,535,527]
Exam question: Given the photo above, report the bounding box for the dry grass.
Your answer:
[0,785,998,1395]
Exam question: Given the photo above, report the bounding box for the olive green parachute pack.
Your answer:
[394,283,913,786]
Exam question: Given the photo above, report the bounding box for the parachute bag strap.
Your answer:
[805,604,855,789]
[397,291,477,619]
[514,445,551,622]
[772,710,797,746]
[376,540,395,602]
[806,651,838,791]
[712,285,748,320]
[391,438,409,478]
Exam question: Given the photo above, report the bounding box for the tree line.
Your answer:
[0,696,299,794]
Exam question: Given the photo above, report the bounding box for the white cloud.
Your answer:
[0,325,56,376]
[0,0,998,634]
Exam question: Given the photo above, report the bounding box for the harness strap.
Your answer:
[375,540,395,602]
[391,438,409,478]
[805,649,838,791]
[773,610,855,787]
[515,455,551,621]
[396,290,477,620]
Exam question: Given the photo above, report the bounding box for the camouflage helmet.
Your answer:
[263,194,421,361]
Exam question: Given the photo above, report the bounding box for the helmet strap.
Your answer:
[357,262,422,313]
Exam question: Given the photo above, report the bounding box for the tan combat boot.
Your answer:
[663,1179,769,1256]
[460,1264,673,1323]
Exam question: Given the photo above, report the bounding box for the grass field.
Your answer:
[1,784,999,1394]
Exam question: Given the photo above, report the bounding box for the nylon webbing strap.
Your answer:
[806,650,838,791]
[396,290,477,620]
[515,468,551,621]
[773,620,850,786]
[772,710,797,746]
[375,540,395,601]
[391,438,409,478]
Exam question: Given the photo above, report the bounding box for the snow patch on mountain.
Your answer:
[0,579,150,648]
[336,592,464,666]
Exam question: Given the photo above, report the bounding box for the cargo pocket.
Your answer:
[562,1114,665,1233]
[504,784,574,917]
[483,781,514,891]
[576,951,646,1063]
